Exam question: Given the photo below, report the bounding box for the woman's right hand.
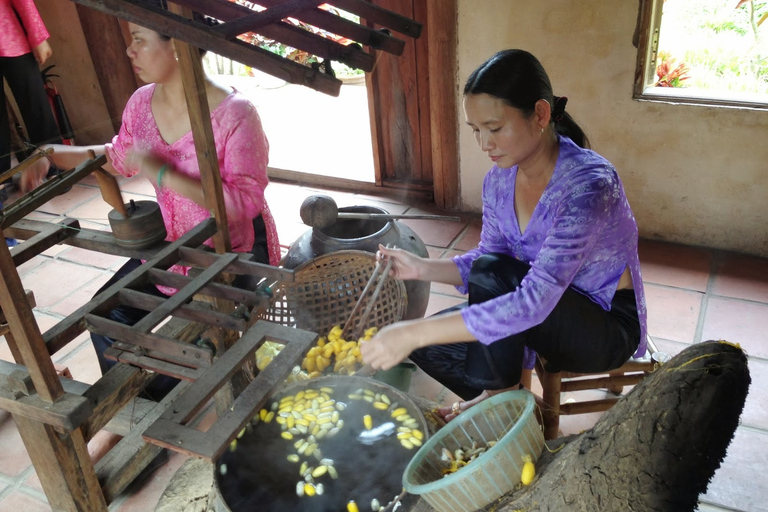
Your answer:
[19,157,51,193]
[377,244,423,280]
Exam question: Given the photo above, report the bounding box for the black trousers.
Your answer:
[90,215,271,400]
[408,253,641,400]
[0,52,62,174]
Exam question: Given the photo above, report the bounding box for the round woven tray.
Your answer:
[257,250,407,338]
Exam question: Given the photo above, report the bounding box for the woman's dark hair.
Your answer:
[464,49,590,149]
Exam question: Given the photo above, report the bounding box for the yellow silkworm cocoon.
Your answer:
[304,483,316,496]
[229,439,237,452]
[400,439,414,449]
[395,414,411,422]
[287,416,295,429]
[287,454,300,463]
[391,408,408,418]
[373,401,388,410]
[521,455,535,485]
[281,431,294,440]
[347,501,359,512]
[363,414,373,430]
[320,387,334,394]
[259,409,268,421]
[412,429,424,440]
[311,465,328,478]
[264,411,275,423]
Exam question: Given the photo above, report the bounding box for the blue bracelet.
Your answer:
[156,164,169,188]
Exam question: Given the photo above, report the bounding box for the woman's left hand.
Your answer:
[361,321,420,371]
[126,149,165,184]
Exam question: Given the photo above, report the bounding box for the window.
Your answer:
[635,0,768,109]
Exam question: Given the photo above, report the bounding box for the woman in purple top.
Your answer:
[361,49,647,421]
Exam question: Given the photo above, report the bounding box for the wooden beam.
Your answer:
[0,154,106,230]
[132,252,239,332]
[9,218,79,267]
[118,289,247,332]
[333,0,423,38]
[69,0,342,96]
[13,415,107,511]
[168,1,231,254]
[0,236,64,403]
[216,0,324,39]
[147,269,270,308]
[178,246,293,282]
[0,382,92,430]
[105,344,204,381]
[173,0,375,71]
[85,315,213,368]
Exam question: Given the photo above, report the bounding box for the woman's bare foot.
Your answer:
[88,429,122,464]
[438,386,520,422]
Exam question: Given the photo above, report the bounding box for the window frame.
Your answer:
[633,0,768,111]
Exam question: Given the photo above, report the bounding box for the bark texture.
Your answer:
[497,340,750,512]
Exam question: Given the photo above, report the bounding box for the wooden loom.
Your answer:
[0,1,422,510]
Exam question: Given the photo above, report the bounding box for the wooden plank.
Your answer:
[70,0,342,96]
[75,4,139,133]
[43,218,216,355]
[174,0,375,71]
[118,289,247,331]
[0,233,64,402]
[560,398,620,415]
[105,345,204,381]
[86,315,213,367]
[133,252,239,332]
[13,415,107,511]
[216,0,324,39]
[427,0,459,208]
[9,218,79,267]
[561,374,646,393]
[0,155,105,229]
[414,0,431,184]
[0,289,35,324]
[142,322,316,460]
[333,0,423,37]
[147,269,270,308]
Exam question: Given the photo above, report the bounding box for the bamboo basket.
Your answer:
[256,250,407,339]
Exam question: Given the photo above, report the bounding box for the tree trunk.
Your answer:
[496,340,750,512]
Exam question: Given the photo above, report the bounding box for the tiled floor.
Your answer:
[1,176,766,511]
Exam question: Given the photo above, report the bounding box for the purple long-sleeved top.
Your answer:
[453,136,648,364]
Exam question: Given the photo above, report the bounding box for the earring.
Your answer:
[540,127,544,134]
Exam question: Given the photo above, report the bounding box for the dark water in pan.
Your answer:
[215,380,420,512]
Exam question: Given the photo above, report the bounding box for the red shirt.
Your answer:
[0,0,50,57]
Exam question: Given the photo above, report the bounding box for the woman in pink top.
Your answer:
[1,0,62,238]
[22,20,280,401]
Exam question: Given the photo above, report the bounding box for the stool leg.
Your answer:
[541,370,562,440]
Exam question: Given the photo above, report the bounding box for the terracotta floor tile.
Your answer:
[0,490,50,512]
[644,284,703,344]
[16,260,104,310]
[398,216,466,249]
[699,427,768,512]
[118,176,156,197]
[740,357,768,431]
[453,218,482,252]
[111,452,190,512]
[424,294,465,317]
[36,184,99,216]
[58,246,128,271]
[56,342,102,385]
[48,272,112,317]
[0,412,32,478]
[701,297,768,359]
[711,252,768,304]
[15,255,45,276]
[638,239,712,292]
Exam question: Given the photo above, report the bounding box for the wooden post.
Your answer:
[167,2,231,254]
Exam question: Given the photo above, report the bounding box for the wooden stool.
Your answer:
[535,336,659,440]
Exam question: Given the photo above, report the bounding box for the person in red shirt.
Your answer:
[1,0,63,243]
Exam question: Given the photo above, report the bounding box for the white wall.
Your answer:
[457,0,768,257]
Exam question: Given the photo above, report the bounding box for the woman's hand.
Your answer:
[377,244,423,281]
[361,321,421,371]
[126,149,165,185]
[32,40,53,65]
[18,156,51,193]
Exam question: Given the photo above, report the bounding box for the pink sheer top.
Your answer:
[0,0,50,57]
[106,84,280,286]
